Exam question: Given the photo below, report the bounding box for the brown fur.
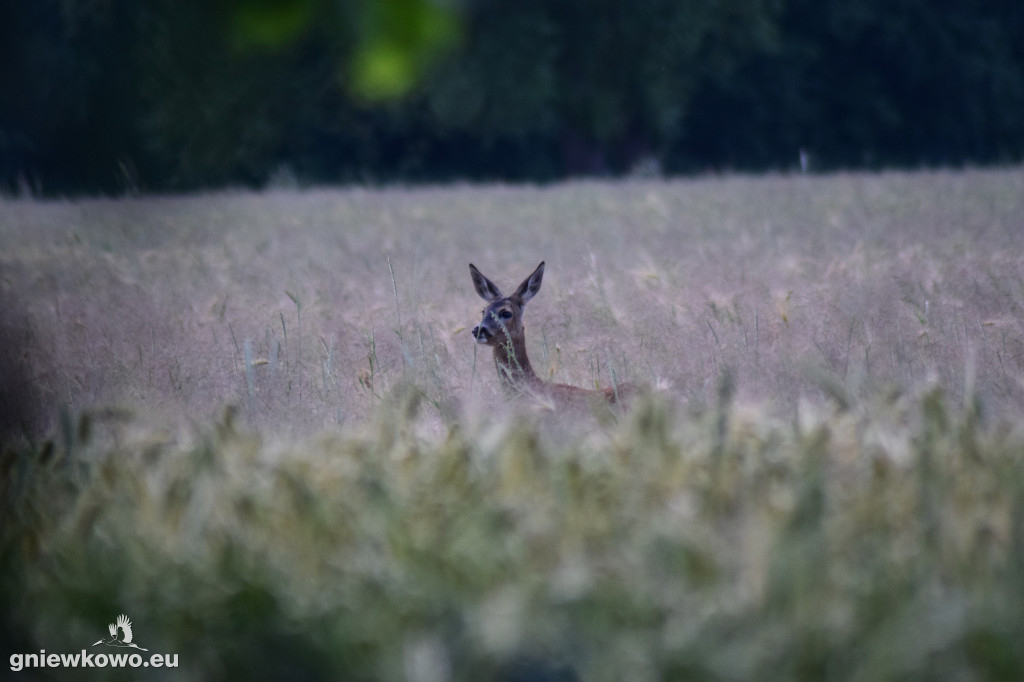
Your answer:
[469,261,633,408]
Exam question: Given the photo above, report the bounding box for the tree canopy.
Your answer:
[2,0,1022,194]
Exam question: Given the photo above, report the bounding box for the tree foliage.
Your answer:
[1,0,1022,194]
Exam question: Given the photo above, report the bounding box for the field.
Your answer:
[2,169,1024,680]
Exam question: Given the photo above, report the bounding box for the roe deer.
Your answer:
[469,261,632,407]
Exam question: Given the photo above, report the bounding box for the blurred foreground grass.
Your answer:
[3,384,1024,681]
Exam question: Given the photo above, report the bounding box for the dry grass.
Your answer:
[2,169,1024,679]
[2,170,1023,436]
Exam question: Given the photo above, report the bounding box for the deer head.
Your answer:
[469,261,544,350]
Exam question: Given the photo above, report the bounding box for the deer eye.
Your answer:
[499,310,513,320]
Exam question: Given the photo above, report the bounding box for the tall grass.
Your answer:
[1,170,1022,436]
[2,169,1024,678]
[3,388,1024,680]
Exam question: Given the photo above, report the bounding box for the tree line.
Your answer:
[2,0,1022,195]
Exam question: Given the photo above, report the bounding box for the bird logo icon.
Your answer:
[91,614,148,651]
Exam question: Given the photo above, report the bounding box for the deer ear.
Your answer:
[514,261,545,303]
[469,264,503,302]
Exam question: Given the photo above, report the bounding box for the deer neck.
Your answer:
[492,332,541,389]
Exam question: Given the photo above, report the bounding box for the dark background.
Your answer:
[2,0,1022,195]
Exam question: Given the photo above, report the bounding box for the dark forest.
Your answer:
[2,0,1022,195]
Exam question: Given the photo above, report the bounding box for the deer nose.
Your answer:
[472,325,490,342]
